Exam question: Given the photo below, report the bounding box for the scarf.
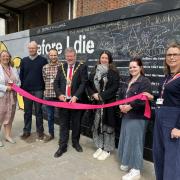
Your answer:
[94,64,108,93]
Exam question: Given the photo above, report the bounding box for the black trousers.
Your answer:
[23,90,44,134]
[58,108,83,149]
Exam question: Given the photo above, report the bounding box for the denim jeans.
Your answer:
[23,90,44,134]
[45,97,57,136]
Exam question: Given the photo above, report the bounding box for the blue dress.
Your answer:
[153,75,180,180]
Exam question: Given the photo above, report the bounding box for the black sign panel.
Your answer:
[30,9,180,161]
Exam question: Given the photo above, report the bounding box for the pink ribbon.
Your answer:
[12,84,151,118]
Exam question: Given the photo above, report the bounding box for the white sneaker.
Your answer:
[120,165,129,172]
[122,169,141,180]
[93,148,103,158]
[97,151,110,160]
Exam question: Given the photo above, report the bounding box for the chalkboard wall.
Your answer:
[30,2,180,161]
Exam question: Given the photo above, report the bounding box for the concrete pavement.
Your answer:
[0,109,156,180]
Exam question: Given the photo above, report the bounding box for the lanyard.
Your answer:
[160,72,180,98]
[2,66,11,78]
[125,76,140,98]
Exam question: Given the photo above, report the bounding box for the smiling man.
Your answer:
[42,48,61,142]
[53,47,88,158]
[20,41,48,140]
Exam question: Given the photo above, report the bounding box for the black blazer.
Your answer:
[88,68,120,102]
[87,68,120,127]
[54,61,88,102]
[119,75,152,120]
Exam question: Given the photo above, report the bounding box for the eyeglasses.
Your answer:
[166,53,180,58]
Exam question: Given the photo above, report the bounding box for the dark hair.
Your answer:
[164,41,180,75]
[98,50,113,64]
[129,57,144,77]
[0,50,13,67]
[97,50,119,72]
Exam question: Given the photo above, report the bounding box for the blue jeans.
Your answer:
[45,97,57,136]
[23,90,44,134]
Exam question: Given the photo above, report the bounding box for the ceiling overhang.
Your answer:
[0,0,51,19]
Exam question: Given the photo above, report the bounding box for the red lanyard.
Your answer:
[160,73,180,98]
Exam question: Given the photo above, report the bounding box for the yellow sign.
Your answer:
[13,57,21,68]
[0,41,8,51]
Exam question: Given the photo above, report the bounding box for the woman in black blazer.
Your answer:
[87,50,119,161]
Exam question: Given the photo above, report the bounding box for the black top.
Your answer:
[161,75,180,107]
[119,75,152,120]
[20,55,48,91]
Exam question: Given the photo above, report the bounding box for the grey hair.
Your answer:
[64,47,76,56]
[28,41,38,48]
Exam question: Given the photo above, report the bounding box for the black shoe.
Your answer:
[72,143,83,152]
[37,132,44,140]
[44,134,54,143]
[54,147,67,158]
[20,132,30,139]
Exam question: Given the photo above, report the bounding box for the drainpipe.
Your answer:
[68,0,72,20]
[73,0,77,18]
[47,2,52,25]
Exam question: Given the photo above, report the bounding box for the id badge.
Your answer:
[156,98,164,105]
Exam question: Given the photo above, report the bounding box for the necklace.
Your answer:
[2,65,11,78]
[62,62,83,82]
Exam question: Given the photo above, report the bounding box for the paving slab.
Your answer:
[0,109,156,180]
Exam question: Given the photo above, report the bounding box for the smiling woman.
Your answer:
[165,44,180,75]
[152,42,180,180]
[117,57,152,180]
[0,50,21,147]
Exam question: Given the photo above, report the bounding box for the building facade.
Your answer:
[5,0,148,34]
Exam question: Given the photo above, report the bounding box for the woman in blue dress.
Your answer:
[145,42,180,180]
[117,58,151,180]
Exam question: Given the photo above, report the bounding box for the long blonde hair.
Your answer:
[0,50,14,67]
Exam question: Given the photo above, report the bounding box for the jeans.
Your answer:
[23,90,44,134]
[45,97,56,136]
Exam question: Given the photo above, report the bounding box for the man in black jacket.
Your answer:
[54,47,88,158]
[20,41,48,140]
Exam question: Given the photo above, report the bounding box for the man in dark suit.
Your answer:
[53,47,88,158]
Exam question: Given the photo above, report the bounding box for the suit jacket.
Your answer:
[54,61,88,102]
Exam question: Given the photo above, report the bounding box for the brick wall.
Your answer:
[76,0,148,17]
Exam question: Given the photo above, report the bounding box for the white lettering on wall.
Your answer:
[37,35,95,55]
